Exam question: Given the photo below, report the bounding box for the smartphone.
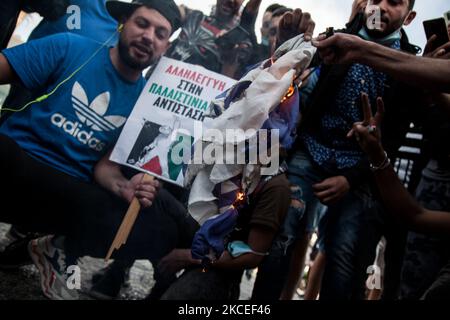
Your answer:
[423,18,450,49]
[444,10,450,24]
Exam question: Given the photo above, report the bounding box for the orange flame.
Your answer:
[281,84,295,103]
[232,192,246,208]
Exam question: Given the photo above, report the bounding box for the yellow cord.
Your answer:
[0,29,118,114]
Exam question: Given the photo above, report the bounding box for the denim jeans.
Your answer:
[252,149,379,300]
[319,184,378,300]
[252,150,325,300]
[276,150,327,248]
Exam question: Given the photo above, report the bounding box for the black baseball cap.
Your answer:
[106,0,181,33]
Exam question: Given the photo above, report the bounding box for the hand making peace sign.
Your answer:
[347,93,386,166]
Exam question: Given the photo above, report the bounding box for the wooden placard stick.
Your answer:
[105,174,155,261]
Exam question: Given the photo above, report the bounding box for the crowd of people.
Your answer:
[0,0,449,301]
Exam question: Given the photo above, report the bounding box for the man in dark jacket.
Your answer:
[253,0,422,300]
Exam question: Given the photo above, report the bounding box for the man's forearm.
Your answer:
[358,41,450,93]
[94,152,129,199]
[213,252,263,270]
[214,226,275,270]
[373,161,450,234]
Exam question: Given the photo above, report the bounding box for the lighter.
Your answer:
[326,27,335,38]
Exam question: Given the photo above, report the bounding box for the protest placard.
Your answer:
[110,57,235,187]
[106,58,236,261]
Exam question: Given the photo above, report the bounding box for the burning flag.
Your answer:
[186,35,316,264]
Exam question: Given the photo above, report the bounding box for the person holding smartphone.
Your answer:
[423,17,450,53]
[445,10,450,37]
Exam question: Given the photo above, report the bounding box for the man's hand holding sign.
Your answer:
[105,174,158,261]
[96,151,160,260]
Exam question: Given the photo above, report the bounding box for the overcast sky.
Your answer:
[175,0,450,49]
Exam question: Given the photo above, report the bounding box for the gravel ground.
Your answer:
[0,223,264,300]
[0,223,157,300]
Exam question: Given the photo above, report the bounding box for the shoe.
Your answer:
[296,287,305,298]
[28,236,79,300]
[0,234,39,270]
[88,260,132,300]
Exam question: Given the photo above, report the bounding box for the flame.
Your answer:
[232,192,246,208]
[281,84,295,103]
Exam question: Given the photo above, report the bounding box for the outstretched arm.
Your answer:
[349,94,450,234]
[313,33,450,93]
[243,0,262,16]
[239,0,262,32]
[213,225,276,270]
[371,156,450,234]
[276,8,315,49]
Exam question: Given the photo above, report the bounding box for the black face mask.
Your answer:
[22,0,69,21]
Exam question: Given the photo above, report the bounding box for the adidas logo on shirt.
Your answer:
[51,82,127,152]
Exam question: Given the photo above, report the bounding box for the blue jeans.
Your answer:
[278,150,327,246]
[252,150,378,300]
[319,184,378,300]
[252,151,325,300]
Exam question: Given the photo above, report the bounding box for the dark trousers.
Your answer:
[400,173,450,300]
[161,267,243,300]
[0,134,198,261]
[423,259,450,300]
[252,150,381,300]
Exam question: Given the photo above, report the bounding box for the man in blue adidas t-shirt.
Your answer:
[0,0,198,300]
[1,0,119,127]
